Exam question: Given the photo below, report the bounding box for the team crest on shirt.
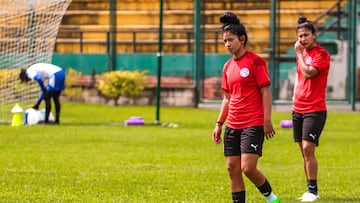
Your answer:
[240,67,250,77]
[305,56,312,65]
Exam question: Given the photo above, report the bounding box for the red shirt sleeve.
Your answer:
[311,49,330,72]
[253,57,271,88]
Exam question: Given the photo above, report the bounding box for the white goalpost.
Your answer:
[0,0,72,124]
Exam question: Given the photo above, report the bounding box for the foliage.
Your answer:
[0,103,359,202]
[63,68,83,101]
[0,69,31,102]
[0,69,21,89]
[96,70,148,104]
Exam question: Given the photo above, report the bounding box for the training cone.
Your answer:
[11,103,23,126]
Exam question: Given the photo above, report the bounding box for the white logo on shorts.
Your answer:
[250,144,258,151]
[309,133,316,140]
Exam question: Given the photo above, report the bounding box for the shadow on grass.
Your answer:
[320,197,360,202]
[60,122,163,127]
[279,197,360,203]
[0,122,160,127]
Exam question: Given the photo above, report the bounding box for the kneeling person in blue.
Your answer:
[20,63,65,124]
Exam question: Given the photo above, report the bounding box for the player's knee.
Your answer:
[302,145,315,158]
[226,160,240,174]
[241,164,256,176]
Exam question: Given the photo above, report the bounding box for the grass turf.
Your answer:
[0,102,359,202]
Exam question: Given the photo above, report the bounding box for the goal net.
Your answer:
[0,0,72,124]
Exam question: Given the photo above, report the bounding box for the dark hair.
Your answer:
[220,12,248,45]
[297,16,316,34]
[19,68,30,82]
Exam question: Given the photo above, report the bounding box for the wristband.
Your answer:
[216,121,223,126]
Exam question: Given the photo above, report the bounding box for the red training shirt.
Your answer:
[293,44,330,113]
[221,51,271,129]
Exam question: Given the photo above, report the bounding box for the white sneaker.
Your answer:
[298,191,319,202]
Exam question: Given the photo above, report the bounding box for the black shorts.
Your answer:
[292,111,327,146]
[223,126,265,157]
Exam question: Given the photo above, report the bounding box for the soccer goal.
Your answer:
[0,0,72,124]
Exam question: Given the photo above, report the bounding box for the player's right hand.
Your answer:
[32,104,39,110]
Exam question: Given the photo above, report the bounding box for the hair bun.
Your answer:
[298,16,307,24]
[220,12,240,25]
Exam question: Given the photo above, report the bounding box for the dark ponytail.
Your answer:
[297,16,316,34]
[220,12,248,45]
[19,68,29,82]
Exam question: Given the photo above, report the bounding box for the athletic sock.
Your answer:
[232,191,245,203]
[307,179,318,195]
[257,179,272,196]
[257,179,277,202]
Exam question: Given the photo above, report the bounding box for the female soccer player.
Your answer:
[212,12,280,203]
[20,63,65,124]
[292,16,330,202]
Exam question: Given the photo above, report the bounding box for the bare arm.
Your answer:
[212,92,229,144]
[260,86,275,139]
[293,73,298,101]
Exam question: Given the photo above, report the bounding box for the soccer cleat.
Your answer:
[298,191,319,202]
[268,196,280,203]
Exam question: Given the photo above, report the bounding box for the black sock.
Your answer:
[232,191,245,203]
[257,179,272,197]
[307,179,318,195]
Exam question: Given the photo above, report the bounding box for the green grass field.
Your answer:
[0,102,359,202]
